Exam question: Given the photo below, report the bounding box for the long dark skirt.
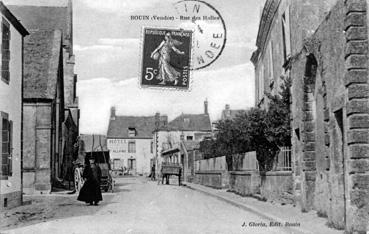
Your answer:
[77,179,102,203]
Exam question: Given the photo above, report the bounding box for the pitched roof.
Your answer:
[163,114,212,132]
[182,140,200,151]
[107,116,161,139]
[7,5,70,42]
[80,134,108,152]
[0,2,28,36]
[23,30,62,99]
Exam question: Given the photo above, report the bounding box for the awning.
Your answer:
[161,147,180,156]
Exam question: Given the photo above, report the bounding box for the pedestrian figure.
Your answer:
[77,156,102,205]
[151,164,156,181]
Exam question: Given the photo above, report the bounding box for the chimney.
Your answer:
[204,99,208,115]
[67,0,73,54]
[161,115,168,126]
[225,104,231,118]
[110,106,116,120]
[155,112,160,129]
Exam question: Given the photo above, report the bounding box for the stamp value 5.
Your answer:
[140,27,193,89]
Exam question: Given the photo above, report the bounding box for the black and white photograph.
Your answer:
[0,0,368,233]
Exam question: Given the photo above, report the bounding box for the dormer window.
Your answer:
[128,128,136,137]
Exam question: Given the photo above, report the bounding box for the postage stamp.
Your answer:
[140,27,193,89]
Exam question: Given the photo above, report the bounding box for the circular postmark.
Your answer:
[173,0,227,70]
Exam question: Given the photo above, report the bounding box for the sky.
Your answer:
[5,0,263,134]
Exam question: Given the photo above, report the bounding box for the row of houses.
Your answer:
[106,100,222,178]
[252,0,369,232]
[0,1,79,209]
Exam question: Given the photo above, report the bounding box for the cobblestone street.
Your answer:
[1,177,289,234]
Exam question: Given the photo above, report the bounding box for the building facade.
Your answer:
[153,101,212,179]
[0,2,28,209]
[9,1,79,193]
[22,30,64,194]
[107,107,167,176]
[251,0,337,108]
[253,0,369,232]
[291,0,369,232]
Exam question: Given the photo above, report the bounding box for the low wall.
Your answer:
[194,153,258,189]
[260,171,294,203]
[0,191,22,209]
[194,170,229,189]
[233,152,258,171]
[196,156,226,171]
[229,171,260,195]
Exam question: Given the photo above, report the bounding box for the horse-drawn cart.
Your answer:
[74,135,114,193]
[159,145,183,186]
[161,162,182,186]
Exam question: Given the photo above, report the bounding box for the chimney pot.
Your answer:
[204,99,209,115]
[110,106,116,120]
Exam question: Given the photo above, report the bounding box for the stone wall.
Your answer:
[260,171,294,203]
[291,0,369,232]
[0,191,22,209]
[344,0,369,232]
[229,171,260,196]
[194,171,229,189]
[23,103,53,194]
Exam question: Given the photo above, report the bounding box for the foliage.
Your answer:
[200,77,291,171]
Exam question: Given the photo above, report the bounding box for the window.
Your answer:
[184,118,190,124]
[1,112,12,179]
[186,136,193,141]
[128,158,136,170]
[113,159,123,170]
[128,128,136,137]
[268,41,274,86]
[73,75,77,101]
[258,64,264,102]
[128,141,136,153]
[1,18,10,84]
[150,141,153,153]
[281,7,291,63]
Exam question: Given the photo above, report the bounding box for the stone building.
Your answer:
[253,0,369,232]
[0,2,28,209]
[153,101,212,180]
[251,0,292,109]
[106,107,167,176]
[291,0,369,232]
[22,30,65,194]
[251,0,337,108]
[9,1,79,193]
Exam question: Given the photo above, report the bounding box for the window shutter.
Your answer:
[8,120,12,176]
[1,18,10,82]
[284,6,291,58]
[1,117,9,176]
[0,116,3,176]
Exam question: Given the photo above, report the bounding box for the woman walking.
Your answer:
[77,156,103,205]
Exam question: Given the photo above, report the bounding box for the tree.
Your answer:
[200,77,292,172]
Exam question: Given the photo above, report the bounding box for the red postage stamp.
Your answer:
[140,27,193,89]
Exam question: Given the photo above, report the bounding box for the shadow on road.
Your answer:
[0,193,116,231]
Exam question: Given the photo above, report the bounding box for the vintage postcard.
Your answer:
[0,0,367,233]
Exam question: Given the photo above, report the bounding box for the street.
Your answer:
[1,177,288,234]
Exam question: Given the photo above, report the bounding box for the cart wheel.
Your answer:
[111,180,115,193]
[74,167,83,192]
